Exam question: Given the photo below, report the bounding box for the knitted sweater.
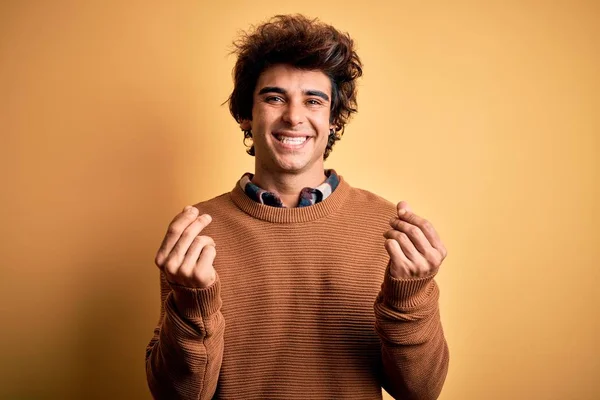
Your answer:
[145,176,449,399]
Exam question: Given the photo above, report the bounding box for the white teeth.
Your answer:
[277,135,307,145]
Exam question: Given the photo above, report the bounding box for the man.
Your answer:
[146,14,449,400]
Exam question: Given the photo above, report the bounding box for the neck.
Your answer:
[252,164,327,208]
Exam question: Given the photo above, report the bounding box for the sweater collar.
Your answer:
[230,174,351,223]
[238,169,340,208]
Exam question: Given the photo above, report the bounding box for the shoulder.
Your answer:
[346,185,397,216]
[192,192,235,215]
[349,186,395,208]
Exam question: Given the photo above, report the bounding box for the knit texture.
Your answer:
[146,176,449,399]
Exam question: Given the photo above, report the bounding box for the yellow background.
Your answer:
[1,1,598,399]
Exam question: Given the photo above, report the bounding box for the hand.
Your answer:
[155,205,217,288]
[384,201,448,279]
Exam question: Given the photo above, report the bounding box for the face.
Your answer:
[240,64,335,176]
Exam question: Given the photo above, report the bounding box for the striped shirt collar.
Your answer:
[238,169,340,208]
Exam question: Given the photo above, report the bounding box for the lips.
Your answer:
[276,135,307,144]
[272,132,311,148]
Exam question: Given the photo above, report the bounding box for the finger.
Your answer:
[397,201,413,215]
[384,238,411,274]
[169,214,213,268]
[178,235,216,284]
[155,206,199,267]
[163,255,181,283]
[383,229,423,263]
[197,243,217,267]
[396,209,446,255]
[389,217,437,258]
[193,245,217,286]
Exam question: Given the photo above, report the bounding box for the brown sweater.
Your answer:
[145,176,449,399]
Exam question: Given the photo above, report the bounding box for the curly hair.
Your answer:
[228,14,363,160]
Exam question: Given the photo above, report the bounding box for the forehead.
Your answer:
[255,64,331,94]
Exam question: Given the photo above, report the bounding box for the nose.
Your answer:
[281,100,303,126]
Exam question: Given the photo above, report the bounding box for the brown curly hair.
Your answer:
[228,14,363,160]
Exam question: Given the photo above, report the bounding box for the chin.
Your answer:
[274,159,310,173]
[257,143,324,174]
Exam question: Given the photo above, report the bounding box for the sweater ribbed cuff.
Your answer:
[382,267,436,309]
[169,275,222,320]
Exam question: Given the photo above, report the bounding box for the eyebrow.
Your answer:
[258,86,330,102]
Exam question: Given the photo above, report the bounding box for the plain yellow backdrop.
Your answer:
[1,1,598,399]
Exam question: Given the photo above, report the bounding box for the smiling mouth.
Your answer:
[273,134,309,145]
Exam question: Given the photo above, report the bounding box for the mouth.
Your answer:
[272,133,311,149]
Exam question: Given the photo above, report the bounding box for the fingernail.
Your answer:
[188,207,198,214]
[398,208,407,215]
[184,205,192,212]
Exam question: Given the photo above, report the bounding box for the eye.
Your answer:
[266,96,284,103]
[307,99,323,106]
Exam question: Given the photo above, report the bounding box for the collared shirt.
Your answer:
[238,169,340,208]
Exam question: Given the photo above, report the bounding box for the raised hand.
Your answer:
[383,201,448,279]
[155,205,217,288]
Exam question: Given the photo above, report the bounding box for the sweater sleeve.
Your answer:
[145,272,225,400]
[374,265,449,400]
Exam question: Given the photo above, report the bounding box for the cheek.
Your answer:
[310,110,331,128]
[253,107,279,130]
[316,113,332,137]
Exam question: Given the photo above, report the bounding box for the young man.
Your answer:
[146,15,449,400]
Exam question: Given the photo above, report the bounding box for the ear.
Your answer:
[240,120,252,131]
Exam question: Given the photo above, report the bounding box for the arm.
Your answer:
[374,268,448,400]
[378,201,450,399]
[146,273,225,399]
[146,206,225,399]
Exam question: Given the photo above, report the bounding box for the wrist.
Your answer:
[383,265,437,309]
[169,274,222,319]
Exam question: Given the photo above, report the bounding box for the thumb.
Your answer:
[397,201,413,215]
